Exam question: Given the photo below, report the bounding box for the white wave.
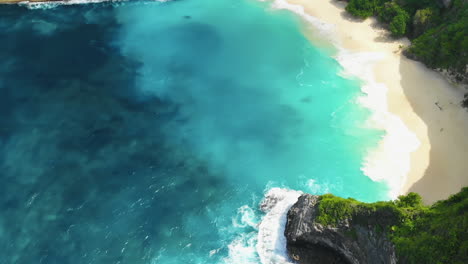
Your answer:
[232,205,259,229]
[224,232,260,264]
[20,0,116,9]
[267,0,338,44]
[269,0,420,199]
[335,50,420,199]
[223,205,260,264]
[306,179,330,195]
[257,188,301,264]
[19,0,168,9]
[223,188,301,264]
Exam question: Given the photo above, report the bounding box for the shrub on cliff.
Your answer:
[377,2,411,36]
[395,0,438,14]
[392,187,468,263]
[378,2,406,23]
[345,0,374,18]
[316,187,468,263]
[345,0,391,18]
[389,13,410,36]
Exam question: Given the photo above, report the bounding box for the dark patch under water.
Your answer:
[0,3,231,264]
[0,1,388,263]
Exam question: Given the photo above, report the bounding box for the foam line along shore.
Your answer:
[281,0,468,204]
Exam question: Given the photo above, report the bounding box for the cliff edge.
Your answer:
[285,194,396,264]
[284,188,467,264]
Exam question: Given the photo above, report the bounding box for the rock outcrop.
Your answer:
[284,194,397,264]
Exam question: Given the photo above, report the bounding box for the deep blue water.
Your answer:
[0,0,388,263]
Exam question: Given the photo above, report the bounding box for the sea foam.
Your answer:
[257,188,301,264]
[335,50,420,199]
[224,188,301,264]
[20,0,117,9]
[20,0,170,9]
[269,0,420,199]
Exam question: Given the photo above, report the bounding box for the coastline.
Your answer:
[282,0,468,204]
[2,0,466,204]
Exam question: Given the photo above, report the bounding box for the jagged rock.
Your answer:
[284,194,397,264]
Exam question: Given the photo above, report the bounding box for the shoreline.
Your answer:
[282,0,468,204]
[2,0,466,204]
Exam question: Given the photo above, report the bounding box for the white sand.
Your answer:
[279,0,468,204]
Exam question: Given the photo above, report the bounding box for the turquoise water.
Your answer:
[0,0,387,263]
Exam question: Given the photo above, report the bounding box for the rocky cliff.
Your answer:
[284,194,397,264]
[284,188,468,264]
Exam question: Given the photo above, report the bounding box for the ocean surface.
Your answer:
[0,0,389,263]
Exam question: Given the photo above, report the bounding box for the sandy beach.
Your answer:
[281,0,468,204]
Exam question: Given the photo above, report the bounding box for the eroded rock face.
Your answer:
[284,195,397,264]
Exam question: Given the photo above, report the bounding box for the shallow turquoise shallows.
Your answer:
[0,0,387,263]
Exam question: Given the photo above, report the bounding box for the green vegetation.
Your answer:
[408,0,468,73]
[316,192,425,230]
[375,2,411,36]
[412,7,439,37]
[345,0,383,18]
[389,11,410,36]
[342,0,468,82]
[316,187,468,263]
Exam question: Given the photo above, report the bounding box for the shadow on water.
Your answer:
[0,4,230,264]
